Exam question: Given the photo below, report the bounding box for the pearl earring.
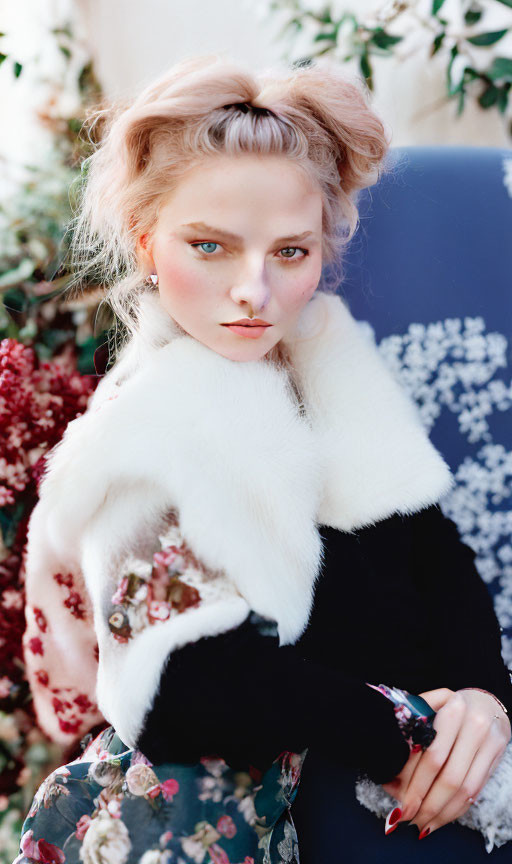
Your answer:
[146,274,158,286]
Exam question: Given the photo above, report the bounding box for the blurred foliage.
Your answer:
[0,19,112,862]
[269,0,512,135]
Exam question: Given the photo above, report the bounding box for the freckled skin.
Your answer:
[138,153,324,362]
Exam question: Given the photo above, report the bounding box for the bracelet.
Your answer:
[367,683,437,753]
[458,688,509,716]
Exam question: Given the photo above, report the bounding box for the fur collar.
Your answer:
[38,290,453,647]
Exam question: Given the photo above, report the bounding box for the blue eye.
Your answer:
[192,242,219,255]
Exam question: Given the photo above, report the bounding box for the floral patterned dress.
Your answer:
[14,725,306,864]
[16,510,307,864]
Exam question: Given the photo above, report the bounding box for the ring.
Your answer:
[467,797,474,804]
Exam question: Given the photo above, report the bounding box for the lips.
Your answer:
[222,320,271,327]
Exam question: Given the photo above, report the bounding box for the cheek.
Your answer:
[156,251,210,309]
[282,267,320,310]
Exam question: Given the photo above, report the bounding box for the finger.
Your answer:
[401,693,466,824]
[381,688,453,805]
[418,688,454,712]
[382,749,422,803]
[420,733,507,836]
[412,704,492,832]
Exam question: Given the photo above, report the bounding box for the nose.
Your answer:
[229,260,271,316]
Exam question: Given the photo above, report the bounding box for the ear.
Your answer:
[137,232,155,272]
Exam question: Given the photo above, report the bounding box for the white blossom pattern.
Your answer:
[503,157,512,199]
[369,316,512,668]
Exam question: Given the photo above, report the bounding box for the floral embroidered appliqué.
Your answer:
[107,515,207,643]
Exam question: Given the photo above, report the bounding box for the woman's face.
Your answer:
[139,153,324,362]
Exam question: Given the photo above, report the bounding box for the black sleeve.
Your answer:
[135,613,410,785]
[410,503,512,716]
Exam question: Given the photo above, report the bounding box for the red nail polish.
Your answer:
[385,808,402,834]
[419,827,431,840]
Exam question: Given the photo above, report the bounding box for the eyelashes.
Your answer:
[189,242,310,262]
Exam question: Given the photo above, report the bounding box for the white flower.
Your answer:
[180,837,206,863]
[79,810,131,864]
[125,763,160,796]
[138,851,172,864]
[238,793,258,826]
[87,759,122,788]
[503,158,512,199]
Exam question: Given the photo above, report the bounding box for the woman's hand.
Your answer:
[382,687,511,839]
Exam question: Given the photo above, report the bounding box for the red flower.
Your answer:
[217,815,237,838]
[35,669,49,687]
[36,838,66,864]
[53,572,74,587]
[52,696,72,714]
[209,843,231,864]
[63,590,86,619]
[57,717,81,735]
[33,607,48,632]
[28,637,44,656]
[20,830,65,863]
[74,693,95,713]
[75,813,92,840]
[160,777,180,801]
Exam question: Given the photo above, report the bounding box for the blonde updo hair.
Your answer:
[68,52,393,361]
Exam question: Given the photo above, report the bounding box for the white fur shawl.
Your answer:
[23,290,512,851]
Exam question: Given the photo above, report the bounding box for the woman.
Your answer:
[15,53,512,863]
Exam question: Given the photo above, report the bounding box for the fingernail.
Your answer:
[419,827,430,840]
[385,807,402,835]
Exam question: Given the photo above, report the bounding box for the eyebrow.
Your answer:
[179,221,316,245]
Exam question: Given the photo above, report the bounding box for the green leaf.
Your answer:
[58,44,72,59]
[431,31,445,56]
[318,7,332,24]
[495,0,512,7]
[487,56,512,81]
[0,52,6,66]
[456,87,465,116]
[467,29,509,46]
[315,44,334,57]
[465,8,483,24]
[2,286,28,314]
[360,51,373,90]
[432,0,446,14]
[478,83,499,108]
[67,116,82,134]
[313,31,337,42]
[370,28,403,49]
[51,26,73,38]
[497,87,509,114]
[463,66,481,81]
[13,61,22,78]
